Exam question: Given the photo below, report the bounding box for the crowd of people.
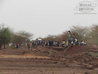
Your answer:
[10,39,86,51]
[10,31,87,50]
[31,40,66,47]
[10,40,67,49]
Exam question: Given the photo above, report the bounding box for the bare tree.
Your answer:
[70,25,89,41]
[11,31,33,44]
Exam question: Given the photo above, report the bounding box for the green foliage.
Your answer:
[0,25,11,49]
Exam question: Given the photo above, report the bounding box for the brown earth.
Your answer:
[0,45,98,74]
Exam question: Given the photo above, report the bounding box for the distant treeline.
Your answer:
[0,24,98,49]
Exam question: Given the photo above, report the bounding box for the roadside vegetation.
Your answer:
[0,24,98,49]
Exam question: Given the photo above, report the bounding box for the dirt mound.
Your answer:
[67,53,95,63]
[64,45,89,56]
[52,47,64,51]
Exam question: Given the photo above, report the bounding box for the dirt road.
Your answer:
[0,45,98,74]
[0,57,98,74]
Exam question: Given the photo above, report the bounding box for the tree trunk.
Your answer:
[4,43,5,49]
[0,45,2,50]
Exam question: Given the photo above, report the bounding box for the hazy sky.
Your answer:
[0,0,98,39]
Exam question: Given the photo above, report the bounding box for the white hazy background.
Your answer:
[0,0,98,39]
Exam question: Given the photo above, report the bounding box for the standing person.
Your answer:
[49,40,51,46]
[19,43,21,48]
[16,43,18,48]
[75,38,78,45]
[30,42,32,50]
[58,41,60,46]
[42,41,44,47]
[27,43,30,51]
[45,41,47,46]
[66,40,68,47]
[67,31,71,46]
[62,40,65,47]
[68,31,71,39]
[72,34,76,45]
[51,40,53,46]
[32,42,34,47]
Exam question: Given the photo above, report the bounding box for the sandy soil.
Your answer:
[0,45,98,74]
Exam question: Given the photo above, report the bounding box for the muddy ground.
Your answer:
[0,45,98,74]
